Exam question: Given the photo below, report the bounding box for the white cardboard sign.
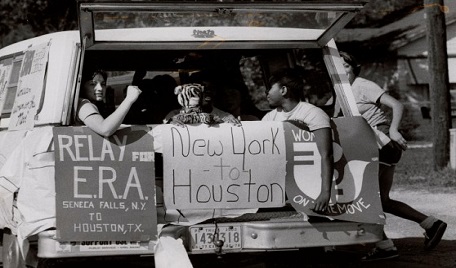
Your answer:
[162,122,287,209]
[9,42,50,130]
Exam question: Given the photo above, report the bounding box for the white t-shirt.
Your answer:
[261,101,330,131]
[77,98,100,125]
[351,77,389,127]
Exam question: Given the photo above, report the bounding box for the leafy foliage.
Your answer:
[395,146,456,191]
[0,0,77,47]
[348,0,423,28]
[1,0,425,48]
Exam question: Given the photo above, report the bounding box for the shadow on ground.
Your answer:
[190,237,456,268]
[8,238,454,268]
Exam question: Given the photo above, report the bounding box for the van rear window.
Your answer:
[76,48,334,125]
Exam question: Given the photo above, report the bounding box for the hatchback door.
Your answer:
[76,1,366,116]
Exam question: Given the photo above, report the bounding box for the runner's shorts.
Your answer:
[377,124,403,166]
[379,141,402,166]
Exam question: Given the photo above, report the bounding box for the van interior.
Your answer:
[79,48,335,125]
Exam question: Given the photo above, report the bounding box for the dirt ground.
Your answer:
[188,189,456,268]
[297,189,456,267]
[385,189,455,240]
[375,189,456,267]
[197,189,456,268]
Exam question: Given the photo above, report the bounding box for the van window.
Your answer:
[76,48,335,125]
[239,49,334,112]
[90,8,344,43]
[0,54,23,118]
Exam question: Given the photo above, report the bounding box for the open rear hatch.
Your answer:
[78,1,366,50]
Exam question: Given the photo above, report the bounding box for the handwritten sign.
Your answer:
[284,117,384,224]
[0,62,12,114]
[53,126,157,241]
[9,42,50,130]
[161,122,287,209]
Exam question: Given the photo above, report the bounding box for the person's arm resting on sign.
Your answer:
[312,127,333,212]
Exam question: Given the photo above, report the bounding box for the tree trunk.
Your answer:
[425,0,452,170]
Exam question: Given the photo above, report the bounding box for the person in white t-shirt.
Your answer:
[340,51,447,261]
[262,68,333,213]
[77,69,141,137]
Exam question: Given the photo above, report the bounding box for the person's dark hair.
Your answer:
[79,69,109,117]
[339,51,361,77]
[82,69,107,83]
[269,68,305,101]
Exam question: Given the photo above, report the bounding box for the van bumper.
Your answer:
[37,212,383,258]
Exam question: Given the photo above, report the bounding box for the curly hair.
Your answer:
[269,68,305,101]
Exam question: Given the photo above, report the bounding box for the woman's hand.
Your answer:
[390,129,407,151]
[313,190,330,213]
[125,85,142,103]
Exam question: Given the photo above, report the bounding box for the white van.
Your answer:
[0,1,384,267]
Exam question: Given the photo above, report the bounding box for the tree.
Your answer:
[425,0,452,170]
[347,0,423,28]
[0,0,77,48]
[1,0,424,48]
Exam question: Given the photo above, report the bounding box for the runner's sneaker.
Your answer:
[361,247,399,261]
[424,220,447,250]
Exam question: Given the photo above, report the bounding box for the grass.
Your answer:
[394,146,456,192]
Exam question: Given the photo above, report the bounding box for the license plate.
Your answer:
[190,225,241,251]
